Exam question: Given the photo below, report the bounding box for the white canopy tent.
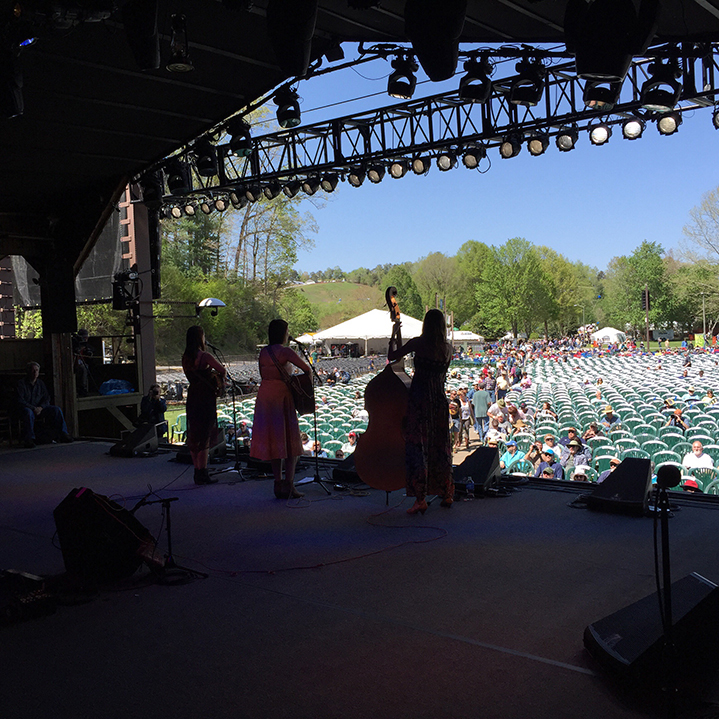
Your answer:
[295,309,424,355]
[590,326,627,344]
[451,330,483,344]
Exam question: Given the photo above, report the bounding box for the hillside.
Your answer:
[294,281,384,329]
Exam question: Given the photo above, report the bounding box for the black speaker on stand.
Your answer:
[453,446,501,495]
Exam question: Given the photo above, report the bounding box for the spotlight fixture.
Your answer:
[436,150,457,172]
[509,59,545,107]
[170,206,182,219]
[165,159,192,195]
[589,123,612,146]
[199,201,212,215]
[387,56,418,100]
[302,176,321,195]
[194,138,218,177]
[347,166,366,187]
[641,60,682,112]
[283,179,302,198]
[183,202,197,216]
[166,14,193,73]
[228,118,252,157]
[527,134,549,157]
[458,57,493,104]
[499,134,522,159]
[389,159,410,179]
[713,109,719,130]
[462,145,486,169]
[139,171,163,207]
[214,198,228,212]
[230,191,247,208]
[411,157,431,176]
[274,85,301,128]
[263,181,282,200]
[367,163,385,184]
[622,117,645,140]
[320,173,339,193]
[583,80,622,111]
[555,127,578,152]
[656,111,682,136]
[244,184,263,202]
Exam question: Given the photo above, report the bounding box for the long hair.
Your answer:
[421,308,447,349]
[268,318,288,345]
[183,325,205,359]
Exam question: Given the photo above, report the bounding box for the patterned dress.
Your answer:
[250,345,304,461]
[405,354,454,501]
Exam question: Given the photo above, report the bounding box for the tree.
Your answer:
[682,185,719,262]
[454,240,492,327]
[412,252,458,314]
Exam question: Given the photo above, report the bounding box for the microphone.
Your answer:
[206,340,220,352]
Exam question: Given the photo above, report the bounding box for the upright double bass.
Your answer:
[353,287,411,492]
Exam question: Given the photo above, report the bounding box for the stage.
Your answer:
[2,441,719,718]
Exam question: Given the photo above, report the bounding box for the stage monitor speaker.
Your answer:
[109,422,158,457]
[174,436,227,464]
[53,487,153,583]
[332,453,360,484]
[584,572,719,680]
[585,457,652,516]
[453,446,500,490]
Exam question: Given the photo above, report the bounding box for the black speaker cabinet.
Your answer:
[332,453,359,483]
[584,572,719,680]
[174,436,227,464]
[585,457,652,516]
[109,422,158,457]
[53,488,153,583]
[453,446,500,490]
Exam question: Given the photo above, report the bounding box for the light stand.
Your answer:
[292,338,332,495]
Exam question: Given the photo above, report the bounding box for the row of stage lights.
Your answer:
[158,108,703,217]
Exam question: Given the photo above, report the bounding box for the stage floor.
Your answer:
[2,441,719,719]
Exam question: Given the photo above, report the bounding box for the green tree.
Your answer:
[382,264,424,320]
[454,240,492,327]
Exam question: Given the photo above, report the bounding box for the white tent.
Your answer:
[590,326,626,344]
[297,308,424,355]
[450,330,484,343]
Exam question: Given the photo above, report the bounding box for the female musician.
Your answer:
[251,319,313,499]
[182,325,226,485]
[387,308,454,514]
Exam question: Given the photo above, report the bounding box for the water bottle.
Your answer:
[465,476,475,501]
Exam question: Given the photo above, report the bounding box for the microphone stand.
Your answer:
[292,338,331,495]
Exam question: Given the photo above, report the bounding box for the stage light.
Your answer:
[194,138,218,177]
[622,117,645,140]
[347,166,365,187]
[509,59,545,107]
[165,159,192,195]
[436,150,457,171]
[556,127,578,152]
[641,60,682,112]
[183,202,196,216]
[499,135,522,159]
[170,206,182,219]
[230,191,247,208]
[389,159,410,179]
[228,118,252,157]
[320,173,339,192]
[656,111,682,136]
[166,14,193,73]
[462,145,486,169]
[583,80,622,111]
[367,163,385,184]
[458,57,493,103]
[589,123,612,146]
[274,85,301,128]
[302,176,321,195]
[139,171,163,207]
[527,134,549,156]
[387,56,418,99]
[244,184,263,202]
[197,297,226,317]
[412,157,431,176]
[283,179,302,198]
[199,201,212,215]
[214,198,228,212]
[713,110,719,130]
[263,181,282,200]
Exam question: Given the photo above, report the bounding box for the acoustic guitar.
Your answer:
[353,286,411,492]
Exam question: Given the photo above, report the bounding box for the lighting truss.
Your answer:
[155,46,719,204]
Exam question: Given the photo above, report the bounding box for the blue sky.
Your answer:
[275,47,718,275]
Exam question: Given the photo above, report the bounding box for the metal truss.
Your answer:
[165,45,719,202]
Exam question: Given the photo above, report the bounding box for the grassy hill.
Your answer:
[294,282,384,329]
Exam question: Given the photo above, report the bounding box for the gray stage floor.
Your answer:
[2,442,719,719]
